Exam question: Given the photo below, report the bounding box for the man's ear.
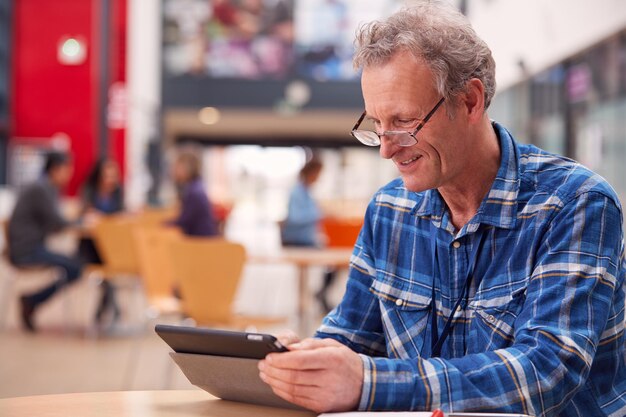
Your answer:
[461,78,485,123]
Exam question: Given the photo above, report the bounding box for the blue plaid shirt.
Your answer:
[315,123,626,417]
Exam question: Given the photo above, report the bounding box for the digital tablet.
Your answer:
[155,324,288,359]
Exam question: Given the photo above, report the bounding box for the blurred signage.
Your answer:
[566,63,592,103]
[107,82,127,129]
[8,135,70,190]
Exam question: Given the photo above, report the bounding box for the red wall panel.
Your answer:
[11,0,127,195]
[109,0,127,179]
[11,0,99,194]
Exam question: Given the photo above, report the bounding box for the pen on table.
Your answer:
[430,409,445,417]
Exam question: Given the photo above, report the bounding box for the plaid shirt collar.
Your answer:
[412,122,519,232]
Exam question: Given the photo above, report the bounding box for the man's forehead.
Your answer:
[362,87,438,119]
[361,56,436,101]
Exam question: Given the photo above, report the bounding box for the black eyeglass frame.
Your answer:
[350,97,446,146]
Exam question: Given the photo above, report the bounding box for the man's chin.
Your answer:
[401,177,431,193]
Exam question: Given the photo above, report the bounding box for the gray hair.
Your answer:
[353,1,496,112]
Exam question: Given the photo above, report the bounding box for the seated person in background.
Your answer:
[281,159,323,247]
[77,158,124,325]
[167,150,218,237]
[81,158,123,215]
[258,2,626,416]
[281,158,336,313]
[7,151,83,332]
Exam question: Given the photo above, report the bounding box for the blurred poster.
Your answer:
[164,0,294,79]
[294,0,401,81]
[163,0,400,81]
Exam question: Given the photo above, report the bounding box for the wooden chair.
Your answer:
[91,215,141,278]
[169,237,285,329]
[124,225,184,389]
[136,206,179,228]
[127,235,284,390]
[87,215,144,336]
[133,226,182,317]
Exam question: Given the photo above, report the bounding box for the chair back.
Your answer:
[91,215,140,276]
[134,226,181,299]
[136,206,179,227]
[321,218,363,248]
[169,237,246,325]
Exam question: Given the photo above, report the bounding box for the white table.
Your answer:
[251,247,353,335]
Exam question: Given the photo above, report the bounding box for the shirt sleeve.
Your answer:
[315,198,387,357]
[341,191,623,416]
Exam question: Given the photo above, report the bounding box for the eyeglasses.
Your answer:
[350,97,445,147]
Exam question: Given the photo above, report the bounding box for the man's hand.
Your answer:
[274,330,300,347]
[258,338,363,413]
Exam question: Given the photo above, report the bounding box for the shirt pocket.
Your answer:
[467,284,527,353]
[370,277,432,359]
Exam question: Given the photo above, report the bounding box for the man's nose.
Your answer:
[379,135,398,160]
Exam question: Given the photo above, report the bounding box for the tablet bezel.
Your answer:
[155,324,288,360]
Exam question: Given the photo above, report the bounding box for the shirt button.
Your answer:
[395,298,404,307]
[452,241,461,249]
[487,315,496,324]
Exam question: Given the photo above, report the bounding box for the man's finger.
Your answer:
[259,361,325,387]
[274,330,300,347]
[259,370,319,401]
[265,346,340,370]
[269,386,329,413]
[288,337,343,351]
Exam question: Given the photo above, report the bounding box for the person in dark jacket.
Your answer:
[168,150,218,237]
[7,151,83,332]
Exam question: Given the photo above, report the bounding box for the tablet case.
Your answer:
[170,352,307,411]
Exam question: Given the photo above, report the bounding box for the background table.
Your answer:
[0,390,316,417]
[251,247,353,335]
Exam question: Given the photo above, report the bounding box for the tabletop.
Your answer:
[251,247,353,268]
[0,390,317,417]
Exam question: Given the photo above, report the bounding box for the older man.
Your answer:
[258,2,626,416]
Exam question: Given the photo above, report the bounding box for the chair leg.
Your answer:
[85,273,104,339]
[53,268,73,335]
[0,273,16,331]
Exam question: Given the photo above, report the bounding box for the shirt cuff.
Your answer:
[357,355,432,411]
[358,354,375,410]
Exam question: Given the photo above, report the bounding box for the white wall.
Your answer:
[125,0,161,210]
[469,0,626,90]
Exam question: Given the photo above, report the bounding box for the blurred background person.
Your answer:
[281,158,336,313]
[81,158,124,215]
[77,158,124,326]
[6,151,83,332]
[167,149,219,237]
